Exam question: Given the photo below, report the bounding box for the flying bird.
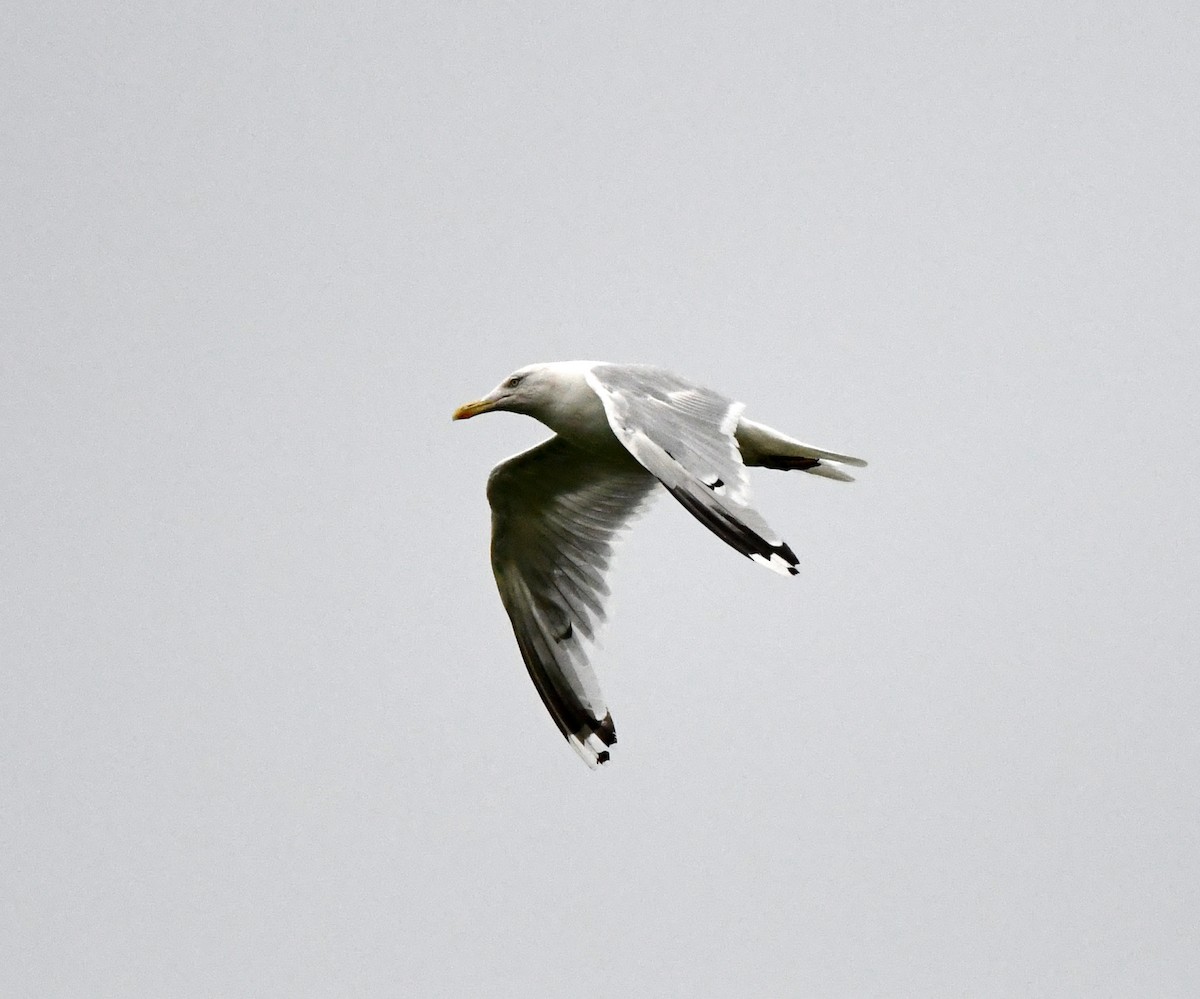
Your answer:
[453,361,865,767]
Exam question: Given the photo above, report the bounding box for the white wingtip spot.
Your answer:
[751,552,799,577]
[568,738,600,768]
[568,730,612,768]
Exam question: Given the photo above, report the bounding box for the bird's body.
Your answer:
[454,361,865,766]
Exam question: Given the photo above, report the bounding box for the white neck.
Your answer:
[529,363,619,451]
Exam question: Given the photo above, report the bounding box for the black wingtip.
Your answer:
[759,455,822,472]
[667,484,800,575]
[588,713,616,765]
[565,711,618,767]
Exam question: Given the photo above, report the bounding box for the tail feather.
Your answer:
[757,454,858,481]
[735,417,866,481]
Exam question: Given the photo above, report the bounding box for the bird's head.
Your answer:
[452,363,566,421]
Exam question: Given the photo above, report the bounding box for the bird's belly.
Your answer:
[558,420,626,455]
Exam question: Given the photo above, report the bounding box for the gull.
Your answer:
[453,361,865,766]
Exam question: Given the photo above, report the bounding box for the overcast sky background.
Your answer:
[4,2,1198,996]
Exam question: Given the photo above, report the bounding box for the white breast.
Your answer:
[532,364,624,453]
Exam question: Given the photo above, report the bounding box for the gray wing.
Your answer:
[586,364,800,576]
[487,436,657,766]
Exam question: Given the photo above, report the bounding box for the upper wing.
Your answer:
[487,435,657,766]
[586,364,800,576]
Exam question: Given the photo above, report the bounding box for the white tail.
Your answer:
[735,418,867,481]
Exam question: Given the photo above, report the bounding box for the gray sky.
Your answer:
[4,2,1198,995]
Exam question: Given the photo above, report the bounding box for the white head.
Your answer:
[452,361,603,425]
[451,363,558,421]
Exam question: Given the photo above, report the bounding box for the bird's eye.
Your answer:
[505,375,523,389]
